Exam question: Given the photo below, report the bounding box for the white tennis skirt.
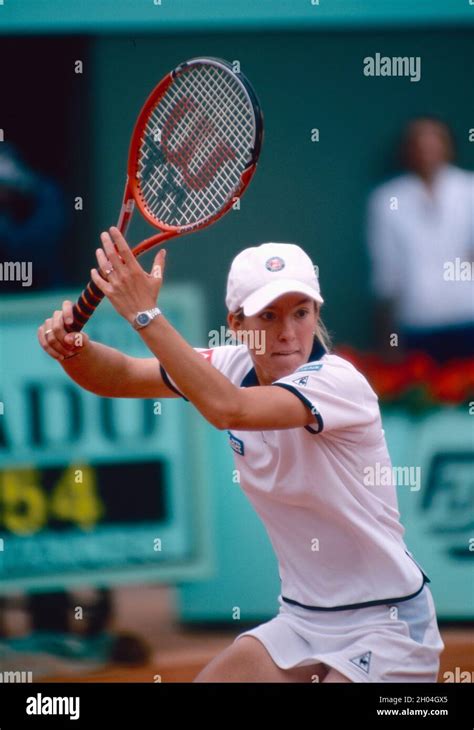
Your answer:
[233,584,445,682]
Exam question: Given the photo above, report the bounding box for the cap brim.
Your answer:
[242,279,324,316]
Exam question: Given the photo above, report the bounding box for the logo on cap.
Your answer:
[265,256,285,272]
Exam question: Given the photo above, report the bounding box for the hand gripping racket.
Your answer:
[68,57,263,332]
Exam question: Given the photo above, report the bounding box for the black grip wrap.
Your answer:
[66,279,105,333]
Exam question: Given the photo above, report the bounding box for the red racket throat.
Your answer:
[70,57,263,332]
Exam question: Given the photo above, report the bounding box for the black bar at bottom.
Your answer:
[0,682,471,727]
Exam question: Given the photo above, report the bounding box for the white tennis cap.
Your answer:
[226,242,324,316]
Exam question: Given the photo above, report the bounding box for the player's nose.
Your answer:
[277,317,297,341]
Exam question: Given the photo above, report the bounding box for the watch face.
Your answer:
[137,313,149,326]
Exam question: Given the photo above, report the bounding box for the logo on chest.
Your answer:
[227,431,245,455]
[292,375,309,386]
[296,363,323,373]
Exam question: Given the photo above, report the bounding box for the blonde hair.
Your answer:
[231,300,332,352]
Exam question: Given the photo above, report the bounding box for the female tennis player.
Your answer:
[37,227,444,683]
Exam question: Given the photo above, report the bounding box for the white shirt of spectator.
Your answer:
[160,339,430,610]
[367,164,474,329]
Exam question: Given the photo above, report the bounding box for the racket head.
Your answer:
[127,57,263,235]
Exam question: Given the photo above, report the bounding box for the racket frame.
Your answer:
[69,57,263,330]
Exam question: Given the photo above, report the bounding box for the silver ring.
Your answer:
[45,329,53,335]
[105,267,114,275]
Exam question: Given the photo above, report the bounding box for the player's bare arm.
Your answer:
[90,227,315,430]
[37,297,181,399]
[138,314,315,430]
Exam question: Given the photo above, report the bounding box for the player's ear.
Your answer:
[227,310,245,343]
[227,310,241,330]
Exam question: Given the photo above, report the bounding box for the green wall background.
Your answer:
[1,0,473,34]
[89,28,474,350]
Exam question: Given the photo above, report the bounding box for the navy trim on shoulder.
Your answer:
[241,366,259,388]
[281,574,430,612]
[271,382,324,434]
[159,363,189,402]
[307,338,326,362]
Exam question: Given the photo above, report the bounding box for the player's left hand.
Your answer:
[91,226,166,324]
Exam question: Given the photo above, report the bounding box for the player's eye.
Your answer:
[296,308,310,318]
[260,311,276,321]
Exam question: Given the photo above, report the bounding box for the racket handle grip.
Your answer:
[65,279,105,333]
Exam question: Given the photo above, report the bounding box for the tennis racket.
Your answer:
[67,56,263,332]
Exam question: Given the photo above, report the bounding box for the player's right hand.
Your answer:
[37,301,90,361]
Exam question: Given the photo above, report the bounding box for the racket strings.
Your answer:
[137,63,256,227]
[161,96,233,190]
[176,66,253,164]
[142,68,251,221]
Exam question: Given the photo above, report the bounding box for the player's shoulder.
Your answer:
[292,350,359,374]
[290,351,376,397]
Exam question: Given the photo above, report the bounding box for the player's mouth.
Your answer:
[272,350,300,357]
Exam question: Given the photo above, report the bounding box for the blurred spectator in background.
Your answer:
[0,143,68,292]
[366,117,474,363]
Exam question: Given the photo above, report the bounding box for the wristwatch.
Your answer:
[132,307,162,330]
